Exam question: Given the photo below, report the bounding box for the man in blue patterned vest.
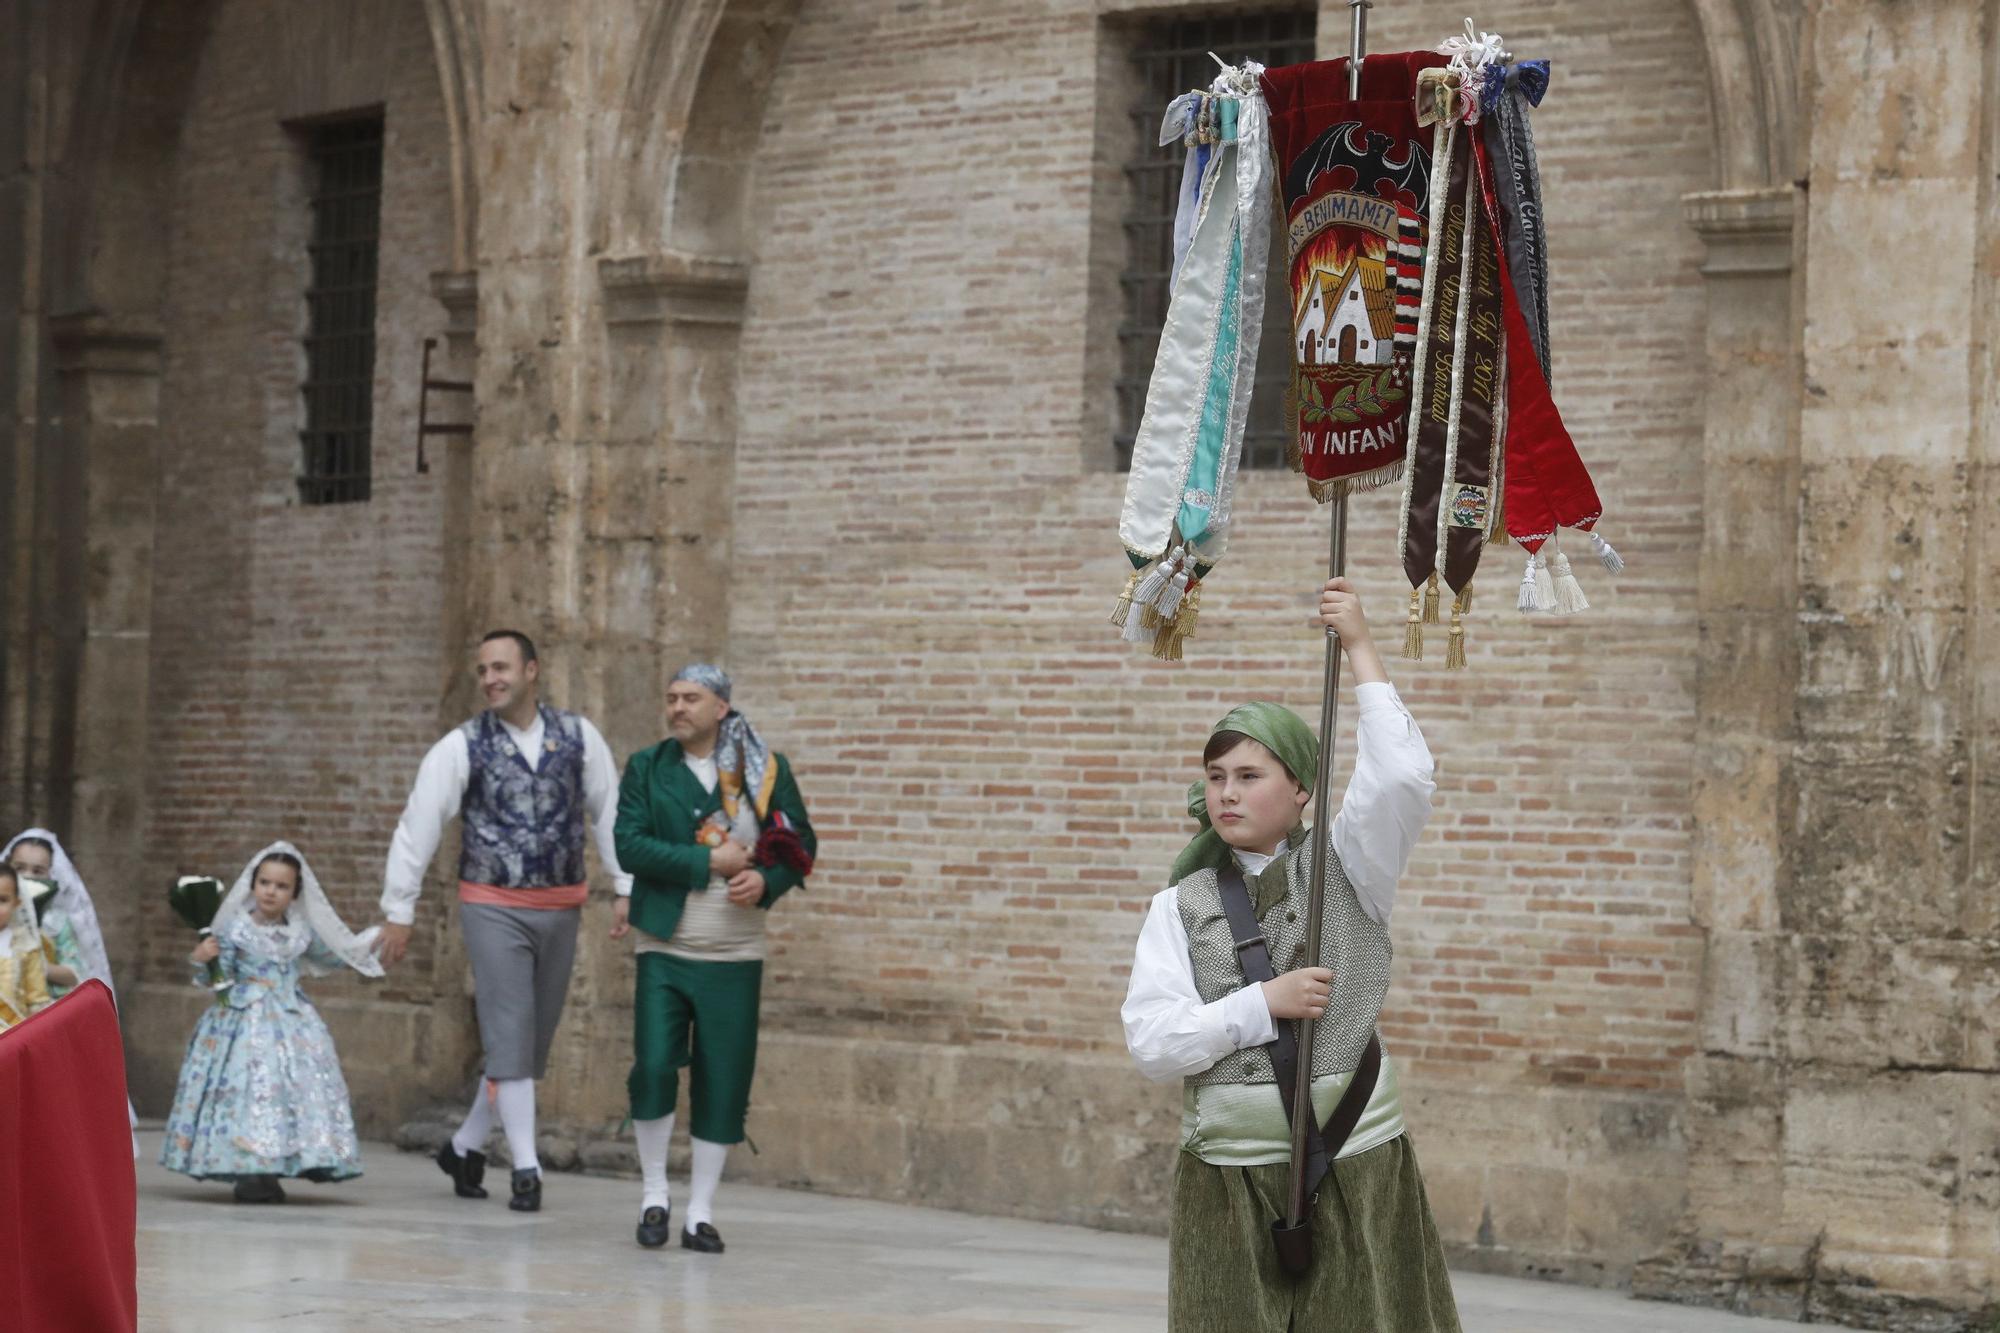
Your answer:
[378,629,631,1214]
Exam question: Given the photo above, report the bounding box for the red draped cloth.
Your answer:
[0,981,139,1332]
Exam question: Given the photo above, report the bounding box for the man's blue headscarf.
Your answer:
[673,664,773,820]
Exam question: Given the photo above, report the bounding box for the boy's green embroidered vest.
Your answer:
[1175,840,1391,1087]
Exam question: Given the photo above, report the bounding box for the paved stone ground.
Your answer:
[135,1131,1833,1332]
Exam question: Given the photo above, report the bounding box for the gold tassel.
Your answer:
[1402,587,1424,661]
[1151,583,1201,662]
[1109,569,1141,628]
[1177,582,1201,638]
[1422,570,1442,624]
[1446,585,1471,670]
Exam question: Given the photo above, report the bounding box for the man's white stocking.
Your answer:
[494,1078,538,1172]
[687,1136,728,1228]
[634,1114,674,1212]
[450,1081,494,1157]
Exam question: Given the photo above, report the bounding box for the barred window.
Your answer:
[1115,9,1316,471]
[297,115,384,505]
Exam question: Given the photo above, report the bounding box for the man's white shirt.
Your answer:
[380,712,632,925]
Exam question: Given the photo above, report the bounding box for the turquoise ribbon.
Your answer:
[1175,222,1244,547]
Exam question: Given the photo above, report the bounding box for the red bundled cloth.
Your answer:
[0,981,139,1332]
[754,812,814,878]
[1471,135,1601,554]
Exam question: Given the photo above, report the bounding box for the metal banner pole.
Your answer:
[1283,0,1372,1244]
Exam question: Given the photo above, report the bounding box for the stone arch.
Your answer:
[55,0,481,321]
[420,0,485,273]
[49,0,225,322]
[1686,0,1801,193]
[613,0,805,261]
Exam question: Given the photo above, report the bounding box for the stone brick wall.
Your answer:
[120,0,468,1127]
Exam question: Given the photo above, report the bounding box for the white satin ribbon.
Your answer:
[1119,64,1271,568]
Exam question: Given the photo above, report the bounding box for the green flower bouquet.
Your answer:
[169,875,229,994]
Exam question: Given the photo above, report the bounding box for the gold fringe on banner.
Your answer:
[1446,584,1472,670]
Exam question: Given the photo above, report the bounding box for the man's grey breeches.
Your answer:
[459,902,581,1081]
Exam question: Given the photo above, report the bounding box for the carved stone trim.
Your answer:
[429,268,479,342]
[1682,188,1797,278]
[47,312,165,375]
[598,252,751,328]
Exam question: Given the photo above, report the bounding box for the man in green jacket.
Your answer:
[612,664,814,1255]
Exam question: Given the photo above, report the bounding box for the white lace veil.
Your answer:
[3,828,112,995]
[211,841,384,979]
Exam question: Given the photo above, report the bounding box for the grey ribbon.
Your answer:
[1481,68,1551,382]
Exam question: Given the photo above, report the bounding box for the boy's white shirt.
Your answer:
[1121,681,1437,1082]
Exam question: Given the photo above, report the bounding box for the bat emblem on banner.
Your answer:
[1285,120,1432,210]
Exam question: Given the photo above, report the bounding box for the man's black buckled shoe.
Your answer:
[508,1167,542,1213]
[636,1204,672,1248]
[681,1222,724,1254]
[435,1142,488,1199]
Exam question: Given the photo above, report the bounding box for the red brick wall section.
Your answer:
[145,0,454,1003]
[730,0,1709,1093]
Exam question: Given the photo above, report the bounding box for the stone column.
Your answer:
[0,0,42,827]
[1643,3,2000,1324]
[46,313,164,996]
[1635,183,1809,1314]
[428,267,481,713]
[1774,5,1992,1322]
[594,251,747,743]
[443,1,664,1138]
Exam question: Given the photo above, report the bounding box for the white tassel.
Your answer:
[1155,567,1191,618]
[1517,555,1540,613]
[1550,551,1590,615]
[1121,607,1154,642]
[1130,548,1178,610]
[1590,530,1624,574]
[1532,551,1556,612]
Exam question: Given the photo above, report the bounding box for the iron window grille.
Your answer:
[1114,8,1316,471]
[297,115,384,505]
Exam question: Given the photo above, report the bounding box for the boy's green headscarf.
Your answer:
[1170,701,1318,885]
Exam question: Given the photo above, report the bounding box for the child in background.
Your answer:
[0,865,53,1029]
[5,830,109,998]
[160,841,384,1203]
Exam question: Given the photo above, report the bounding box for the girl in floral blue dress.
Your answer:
[160,841,384,1203]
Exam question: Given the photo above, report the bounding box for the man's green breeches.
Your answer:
[627,952,763,1143]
